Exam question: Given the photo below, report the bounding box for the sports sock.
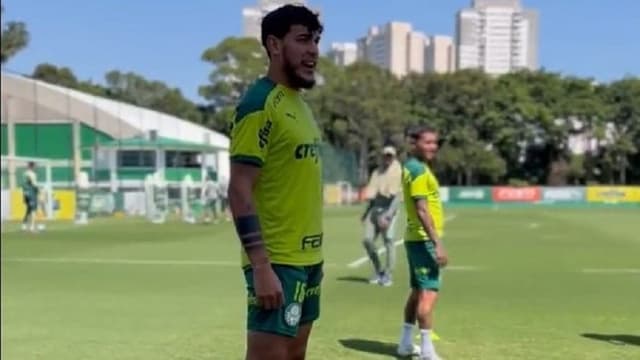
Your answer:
[400,323,414,347]
[420,329,435,357]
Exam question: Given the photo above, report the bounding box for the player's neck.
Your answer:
[266,67,299,92]
[412,153,431,165]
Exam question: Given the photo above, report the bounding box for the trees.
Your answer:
[193,36,639,185]
[21,31,639,185]
[1,4,29,64]
[195,35,639,185]
[199,37,267,133]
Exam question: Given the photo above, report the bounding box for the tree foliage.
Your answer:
[1,4,29,63]
[31,64,205,125]
[22,33,640,186]
[198,36,640,185]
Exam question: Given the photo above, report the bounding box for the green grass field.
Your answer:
[2,206,639,360]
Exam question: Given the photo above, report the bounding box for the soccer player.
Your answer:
[217,175,231,222]
[201,172,219,224]
[361,146,402,286]
[21,161,40,232]
[227,5,324,360]
[396,126,448,360]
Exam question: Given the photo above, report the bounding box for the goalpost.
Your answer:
[1,155,55,221]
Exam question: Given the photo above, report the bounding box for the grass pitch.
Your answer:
[2,206,639,359]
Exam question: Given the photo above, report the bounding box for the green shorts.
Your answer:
[243,262,323,337]
[404,240,441,291]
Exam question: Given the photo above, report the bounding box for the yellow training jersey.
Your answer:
[230,77,323,267]
[402,157,444,241]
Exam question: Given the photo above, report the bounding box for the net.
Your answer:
[321,144,359,206]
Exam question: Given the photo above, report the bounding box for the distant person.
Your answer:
[227,4,324,360]
[21,161,40,232]
[217,176,231,222]
[361,146,402,286]
[202,172,220,224]
[396,126,448,360]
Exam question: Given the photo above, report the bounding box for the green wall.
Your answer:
[2,123,203,186]
[0,123,112,159]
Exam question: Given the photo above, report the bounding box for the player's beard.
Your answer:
[283,56,315,89]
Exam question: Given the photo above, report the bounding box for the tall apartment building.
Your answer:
[328,42,358,66]
[456,0,538,75]
[242,0,309,40]
[425,35,456,73]
[356,22,427,77]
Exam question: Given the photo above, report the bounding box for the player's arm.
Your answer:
[381,195,399,219]
[409,174,448,266]
[228,164,271,265]
[413,198,440,244]
[361,170,378,222]
[382,161,403,219]
[414,199,448,266]
[228,108,284,309]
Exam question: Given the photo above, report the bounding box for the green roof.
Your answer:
[91,136,221,152]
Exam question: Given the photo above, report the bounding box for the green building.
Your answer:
[1,72,229,190]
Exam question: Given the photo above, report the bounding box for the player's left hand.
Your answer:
[435,243,448,267]
[377,215,390,229]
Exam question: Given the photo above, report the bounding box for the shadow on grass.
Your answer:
[335,276,370,284]
[339,338,403,359]
[581,333,640,347]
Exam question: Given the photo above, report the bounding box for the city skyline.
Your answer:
[2,0,638,101]
[457,0,538,74]
[329,22,455,76]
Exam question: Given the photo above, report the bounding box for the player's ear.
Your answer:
[266,35,282,58]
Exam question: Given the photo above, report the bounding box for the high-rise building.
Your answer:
[425,35,456,73]
[356,22,427,77]
[456,0,538,75]
[328,42,358,66]
[242,0,308,40]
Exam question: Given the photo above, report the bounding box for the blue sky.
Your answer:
[2,0,639,102]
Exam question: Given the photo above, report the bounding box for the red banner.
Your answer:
[492,187,541,202]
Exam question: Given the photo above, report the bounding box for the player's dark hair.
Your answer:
[27,161,35,168]
[261,4,323,57]
[407,125,437,141]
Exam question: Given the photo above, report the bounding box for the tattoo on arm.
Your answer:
[228,163,270,266]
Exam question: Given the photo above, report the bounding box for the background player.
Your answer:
[227,4,324,360]
[360,145,402,286]
[397,126,448,360]
[201,171,220,224]
[217,175,231,222]
[21,161,40,232]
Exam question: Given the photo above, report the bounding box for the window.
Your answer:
[117,150,155,167]
[165,151,201,168]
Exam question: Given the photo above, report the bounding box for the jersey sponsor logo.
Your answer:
[294,138,321,163]
[273,90,285,109]
[301,233,323,250]
[258,119,273,148]
[284,302,302,327]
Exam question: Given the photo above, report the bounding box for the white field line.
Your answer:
[1,223,79,234]
[581,268,640,274]
[347,214,458,269]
